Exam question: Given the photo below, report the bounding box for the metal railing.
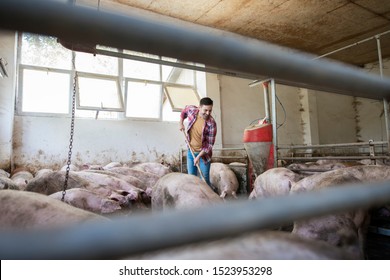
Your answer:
[1,181,390,259]
[278,140,389,163]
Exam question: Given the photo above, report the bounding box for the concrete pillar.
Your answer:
[0,30,16,171]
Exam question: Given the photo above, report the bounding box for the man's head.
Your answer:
[199,97,213,120]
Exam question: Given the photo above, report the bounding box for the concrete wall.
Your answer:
[0,30,16,170]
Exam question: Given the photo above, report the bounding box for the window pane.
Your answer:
[126,81,161,118]
[162,56,176,82]
[21,69,70,113]
[123,50,160,81]
[162,57,195,85]
[164,86,199,111]
[21,33,72,70]
[162,99,181,122]
[77,76,123,110]
[75,51,118,75]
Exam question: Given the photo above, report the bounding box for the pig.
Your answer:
[49,188,122,214]
[210,162,239,199]
[34,168,53,178]
[0,176,20,190]
[25,171,90,195]
[103,162,123,170]
[60,164,80,172]
[249,167,303,200]
[152,173,222,211]
[73,171,149,207]
[290,165,390,259]
[0,189,108,230]
[287,159,364,176]
[131,162,171,177]
[106,166,160,196]
[84,169,148,192]
[0,169,10,178]
[130,230,357,260]
[10,167,34,191]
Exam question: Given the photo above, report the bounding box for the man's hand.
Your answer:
[179,122,185,131]
[194,155,200,166]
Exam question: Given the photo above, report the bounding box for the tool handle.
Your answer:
[182,130,206,182]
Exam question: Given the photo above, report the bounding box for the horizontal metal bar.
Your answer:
[278,141,388,150]
[288,168,336,173]
[97,49,257,80]
[212,156,248,159]
[315,30,390,59]
[1,181,390,259]
[1,0,390,99]
[279,156,389,161]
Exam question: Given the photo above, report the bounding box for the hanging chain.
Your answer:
[62,54,77,201]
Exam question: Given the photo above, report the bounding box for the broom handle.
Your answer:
[182,130,206,182]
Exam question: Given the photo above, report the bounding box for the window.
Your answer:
[164,85,200,112]
[77,74,124,111]
[21,34,72,70]
[126,81,161,119]
[18,33,205,121]
[123,50,160,81]
[20,68,70,114]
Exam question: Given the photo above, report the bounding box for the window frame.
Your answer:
[75,71,125,112]
[17,64,73,117]
[163,83,200,112]
[16,32,203,121]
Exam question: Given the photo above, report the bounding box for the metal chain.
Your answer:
[62,54,77,201]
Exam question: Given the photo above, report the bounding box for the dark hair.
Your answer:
[200,97,213,106]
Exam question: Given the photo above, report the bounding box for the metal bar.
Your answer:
[279,156,389,161]
[1,180,390,259]
[384,99,390,155]
[213,147,247,151]
[1,0,390,99]
[315,30,390,59]
[271,79,278,167]
[376,36,384,78]
[212,156,248,159]
[263,82,270,121]
[278,141,388,150]
[96,49,257,80]
[288,168,337,173]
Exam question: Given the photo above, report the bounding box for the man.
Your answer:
[179,97,217,186]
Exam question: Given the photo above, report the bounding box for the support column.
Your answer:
[0,30,16,171]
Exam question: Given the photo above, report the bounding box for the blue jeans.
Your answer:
[187,150,211,186]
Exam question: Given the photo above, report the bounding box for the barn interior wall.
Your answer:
[0,27,224,172]
[219,60,389,151]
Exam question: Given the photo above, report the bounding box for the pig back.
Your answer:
[152,173,222,211]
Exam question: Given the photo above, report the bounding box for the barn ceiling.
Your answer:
[101,0,390,67]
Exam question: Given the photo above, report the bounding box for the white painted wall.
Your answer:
[12,116,185,172]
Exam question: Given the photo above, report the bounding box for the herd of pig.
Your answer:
[1,159,389,259]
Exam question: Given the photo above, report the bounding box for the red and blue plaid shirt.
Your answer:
[180,105,217,163]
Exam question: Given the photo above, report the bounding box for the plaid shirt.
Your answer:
[181,105,217,163]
